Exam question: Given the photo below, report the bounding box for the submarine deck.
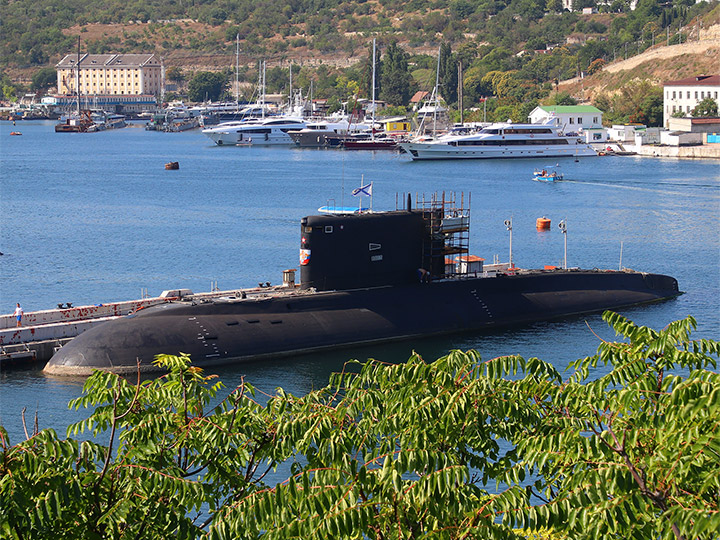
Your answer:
[40,267,681,376]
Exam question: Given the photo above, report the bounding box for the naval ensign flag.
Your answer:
[352,183,372,197]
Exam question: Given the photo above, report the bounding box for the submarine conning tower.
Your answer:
[300,192,471,291]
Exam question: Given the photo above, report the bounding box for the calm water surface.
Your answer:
[1,120,719,444]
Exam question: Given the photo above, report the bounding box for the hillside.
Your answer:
[1,0,718,126]
[559,24,720,101]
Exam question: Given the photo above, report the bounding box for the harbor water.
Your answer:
[1,120,719,445]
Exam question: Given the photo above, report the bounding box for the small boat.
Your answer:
[342,136,399,151]
[533,166,563,182]
[10,131,21,136]
[165,162,179,170]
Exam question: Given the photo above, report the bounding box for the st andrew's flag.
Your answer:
[352,183,372,197]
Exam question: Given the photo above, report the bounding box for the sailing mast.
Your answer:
[432,44,441,135]
[75,36,81,117]
[235,34,239,111]
[371,38,376,142]
[262,60,266,118]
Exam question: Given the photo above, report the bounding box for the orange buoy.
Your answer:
[536,217,551,230]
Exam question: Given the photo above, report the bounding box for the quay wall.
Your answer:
[630,145,720,159]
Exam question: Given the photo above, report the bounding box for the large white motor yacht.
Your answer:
[399,121,597,160]
[202,116,308,146]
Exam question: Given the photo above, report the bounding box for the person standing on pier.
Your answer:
[14,303,23,327]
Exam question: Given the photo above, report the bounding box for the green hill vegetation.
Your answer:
[1,0,718,125]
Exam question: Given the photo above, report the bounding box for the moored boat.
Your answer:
[400,120,597,160]
[202,116,307,146]
[55,110,95,133]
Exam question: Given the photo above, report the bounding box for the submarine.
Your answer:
[44,194,680,375]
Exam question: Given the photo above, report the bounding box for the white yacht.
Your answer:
[202,116,308,146]
[399,120,597,160]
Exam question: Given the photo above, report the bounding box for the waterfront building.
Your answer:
[49,53,161,114]
[663,75,720,128]
[528,105,604,131]
[56,53,162,96]
[664,117,720,145]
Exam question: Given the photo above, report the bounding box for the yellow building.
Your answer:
[381,117,411,134]
[56,53,162,96]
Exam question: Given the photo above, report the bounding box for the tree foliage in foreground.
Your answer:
[0,312,718,539]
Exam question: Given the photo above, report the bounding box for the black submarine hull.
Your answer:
[44,270,679,375]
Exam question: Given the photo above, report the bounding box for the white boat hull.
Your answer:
[400,142,597,160]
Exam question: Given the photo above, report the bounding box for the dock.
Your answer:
[0,287,273,369]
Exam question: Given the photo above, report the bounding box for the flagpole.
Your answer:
[370,182,373,212]
[359,174,364,212]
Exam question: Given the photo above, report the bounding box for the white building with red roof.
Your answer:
[663,75,719,128]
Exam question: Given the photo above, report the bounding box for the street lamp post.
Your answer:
[558,219,567,269]
[504,218,513,268]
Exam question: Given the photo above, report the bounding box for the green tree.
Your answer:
[187,71,227,102]
[0,354,287,539]
[30,67,56,92]
[636,87,664,126]
[166,66,186,83]
[692,97,718,117]
[1,315,718,539]
[546,90,578,105]
[379,41,413,107]
[511,312,720,539]
[439,42,458,106]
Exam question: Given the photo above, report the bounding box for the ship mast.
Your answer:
[75,36,81,117]
[433,44,441,135]
[371,38,376,142]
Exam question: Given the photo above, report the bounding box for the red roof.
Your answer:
[410,91,429,103]
[664,75,720,87]
[690,117,720,124]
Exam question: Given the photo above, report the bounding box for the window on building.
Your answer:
[593,117,598,123]
[578,117,583,124]
[672,106,676,113]
[687,106,691,113]
[695,91,698,99]
[687,91,690,99]
[701,91,705,99]
[569,118,574,124]
[673,91,676,99]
